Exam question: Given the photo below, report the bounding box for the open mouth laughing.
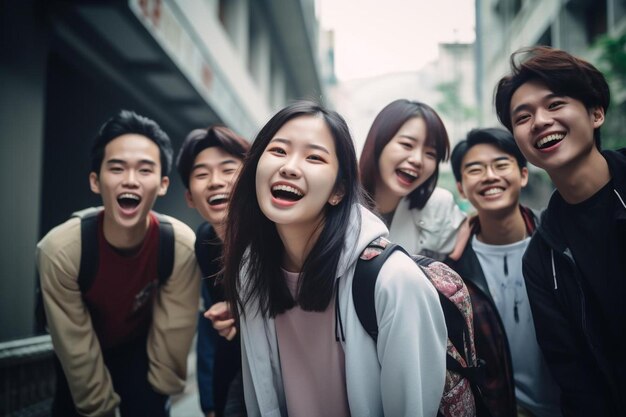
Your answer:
[271,183,304,202]
[396,168,418,184]
[117,193,141,210]
[208,193,229,206]
[535,133,565,150]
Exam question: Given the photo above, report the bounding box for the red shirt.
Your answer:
[83,212,160,349]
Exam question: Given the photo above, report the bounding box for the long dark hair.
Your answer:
[223,101,362,318]
[359,99,450,210]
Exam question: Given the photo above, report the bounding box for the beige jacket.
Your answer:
[36,211,200,417]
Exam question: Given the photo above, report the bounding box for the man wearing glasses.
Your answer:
[446,128,561,417]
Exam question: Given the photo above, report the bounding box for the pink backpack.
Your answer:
[353,237,491,417]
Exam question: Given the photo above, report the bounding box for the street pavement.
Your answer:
[171,336,203,417]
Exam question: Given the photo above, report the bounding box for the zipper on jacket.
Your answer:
[554,247,620,408]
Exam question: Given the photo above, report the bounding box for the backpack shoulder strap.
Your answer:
[153,212,175,286]
[415,254,473,366]
[353,239,407,342]
[71,207,102,293]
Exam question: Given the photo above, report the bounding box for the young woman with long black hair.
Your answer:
[217,100,447,417]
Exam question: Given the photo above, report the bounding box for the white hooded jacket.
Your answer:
[238,205,447,417]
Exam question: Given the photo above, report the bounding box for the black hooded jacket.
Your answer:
[522,148,626,417]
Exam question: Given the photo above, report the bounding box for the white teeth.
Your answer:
[272,184,303,196]
[399,168,418,177]
[484,188,504,196]
[536,133,565,148]
[119,193,140,200]
[209,194,228,203]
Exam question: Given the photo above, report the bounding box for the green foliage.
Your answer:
[594,33,626,150]
[597,33,626,86]
[435,80,477,121]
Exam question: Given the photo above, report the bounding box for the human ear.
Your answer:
[158,176,170,196]
[89,172,101,194]
[328,184,345,206]
[184,190,196,208]
[520,167,529,188]
[591,107,605,128]
[456,182,467,199]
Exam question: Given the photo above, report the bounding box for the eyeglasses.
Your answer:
[462,158,515,178]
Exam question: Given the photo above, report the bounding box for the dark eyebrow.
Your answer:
[398,135,418,142]
[270,137,330,154]
[191,159,239,171]
[463,156,511,169]
[105,158,157,166]
[511,92,563,115]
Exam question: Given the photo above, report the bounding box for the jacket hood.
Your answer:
[335,204,389,279]
[537,149,626,251]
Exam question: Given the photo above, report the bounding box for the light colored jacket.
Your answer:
[239,205,447,417]
[389,187,466,260]
[36,211,200,417]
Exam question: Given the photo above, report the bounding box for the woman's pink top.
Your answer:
[274,270,351,417]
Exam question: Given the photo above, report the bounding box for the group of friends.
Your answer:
[36,46,625,417]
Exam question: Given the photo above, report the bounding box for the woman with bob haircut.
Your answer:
[359,99,467,260]
[218,100,447,417]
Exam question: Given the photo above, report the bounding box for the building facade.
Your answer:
[0,0,323,342]
[475,0,626,126]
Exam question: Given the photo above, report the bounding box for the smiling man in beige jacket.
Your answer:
[37,110,200,417]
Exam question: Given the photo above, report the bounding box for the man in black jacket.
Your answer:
[176,126,250,417]
[447,128,560,417]
[494,46,626,416]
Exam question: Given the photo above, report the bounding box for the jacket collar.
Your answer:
[457,205,537,298]
[538,149,626,250]
[469,205,539,237]
[335,204,389,279]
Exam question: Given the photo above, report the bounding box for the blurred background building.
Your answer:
[2,0,626,414]
[475,0,626,126]
[1,0,323,414]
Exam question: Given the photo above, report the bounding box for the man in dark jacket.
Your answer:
[494,46,626,416]
[447,128,560,417]
[176,125,250,417]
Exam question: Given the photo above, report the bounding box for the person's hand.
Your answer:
[206,411,216,417]
[205,301,237,341]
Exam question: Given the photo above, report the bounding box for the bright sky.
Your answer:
[317,0,476,81]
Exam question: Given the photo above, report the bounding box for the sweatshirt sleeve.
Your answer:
[197,283,217,412]
[376,251,447,417]
[37,224,119,417]
[147,219,201,394]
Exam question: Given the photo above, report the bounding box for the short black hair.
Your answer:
[91,110,173,176]
[176,126,250,189]
[494,46,610,148]
[451,128,527,182]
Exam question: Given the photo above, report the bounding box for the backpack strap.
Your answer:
[72,208,175,292]
[72,207,102,293]
[354,242,474,369]
[353,241,409,342]
[154,212,175,286]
